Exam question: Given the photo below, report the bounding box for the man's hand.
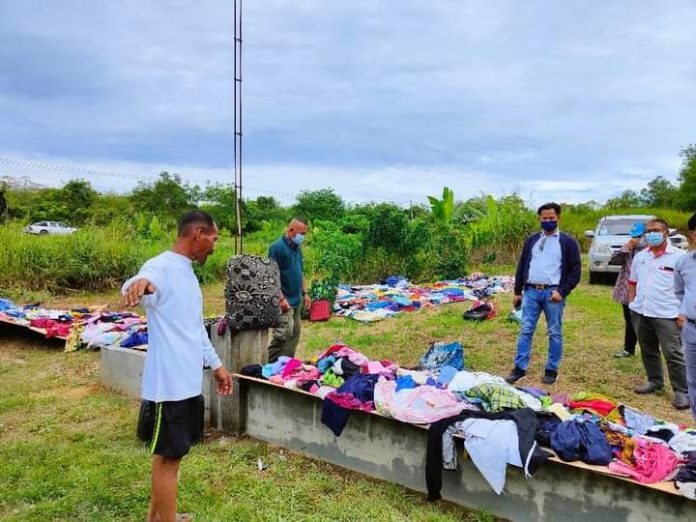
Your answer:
[279,296,291,313]
[677,314,686,330]
[123,278,155,307]
[213,367,233,396]
[512,295,522,309]
[303,293,311,310]
[550,290,563,303]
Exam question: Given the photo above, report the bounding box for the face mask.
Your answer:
[540,220,557,232]
[645,231,664,247]
[292,233,305,246]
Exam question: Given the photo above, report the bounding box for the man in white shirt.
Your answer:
[628,218,689,410]
[123,210,232,522]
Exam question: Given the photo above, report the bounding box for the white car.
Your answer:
[24,221,78,235]
[585,215,688,284]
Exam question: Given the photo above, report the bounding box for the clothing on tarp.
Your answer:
[321,374,380,436]
[608,437,679,483]
[464,383,527,413]
[676,456,696,499]
[120,330,148,348]
[426,408,551,500]
[419,341,464,371]
[620,406,656,435]
[551,420,612,465]
[240,364,263,378]
[443,418,521,494]
[374,378,472,424]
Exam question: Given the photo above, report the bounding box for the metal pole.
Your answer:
[233,0,244,254]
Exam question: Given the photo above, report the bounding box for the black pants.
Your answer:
[622,303,638,354]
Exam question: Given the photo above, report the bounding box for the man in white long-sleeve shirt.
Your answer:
[123,210,232,522]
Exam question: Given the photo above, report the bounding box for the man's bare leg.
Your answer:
[147,455,182,522]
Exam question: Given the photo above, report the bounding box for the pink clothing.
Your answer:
[374,378,469,424]
[607,437,680,483]
[366,361,396,376]
[281,358,303,379]
[325,392,374,412]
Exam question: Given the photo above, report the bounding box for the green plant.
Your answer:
[308,275,339,303]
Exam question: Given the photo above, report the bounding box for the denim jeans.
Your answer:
[514,287,565,371]
[681,320,696,422]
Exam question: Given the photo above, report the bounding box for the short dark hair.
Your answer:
[537,202,561,216]
[178,210,216,237]
[646,218,669,231]
[688,212,696,232]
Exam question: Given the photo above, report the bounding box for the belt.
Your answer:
[525,283,558,290]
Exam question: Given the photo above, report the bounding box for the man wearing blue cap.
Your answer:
[610,222,646,358]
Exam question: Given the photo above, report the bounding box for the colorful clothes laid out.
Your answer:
[464,384,527,413]
[374,378,473,424]
[608,437,680,483]
[568,392,619,418]
[321,374,381,436]
[426,408,551,499]
[334,275,514,323]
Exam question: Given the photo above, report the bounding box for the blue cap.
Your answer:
[630,222,645,238]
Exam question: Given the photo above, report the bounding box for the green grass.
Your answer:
[0,336,491,521]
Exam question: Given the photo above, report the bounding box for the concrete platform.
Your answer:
[235,375,696,522]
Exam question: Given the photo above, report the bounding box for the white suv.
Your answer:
[586,214,688,283]
[24,221,78,235]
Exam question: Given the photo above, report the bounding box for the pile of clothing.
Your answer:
[333,274,514,323]
[0,297,150,351]
[1,297,224,353]
[244,340,696,500]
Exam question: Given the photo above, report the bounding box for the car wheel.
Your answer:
[39,230,48,235]
[589,271,601,284]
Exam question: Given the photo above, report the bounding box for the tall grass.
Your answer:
[0,224,237,294]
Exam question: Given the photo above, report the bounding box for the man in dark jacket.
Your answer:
[505,202,581,385]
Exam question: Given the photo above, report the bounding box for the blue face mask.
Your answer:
[292,233,305,246]
[645,231,664,247]
[540,220,557,232]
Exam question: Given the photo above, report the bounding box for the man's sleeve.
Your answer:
[268,243,279,262]
[674,257,687,315]
[201,322,222,371]
[121,262,163,308]
[559,237,582,297]
[514,237,530,296]
[628,254,639,286]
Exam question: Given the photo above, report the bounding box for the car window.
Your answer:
[58,223,67,228]
[598,219,645,236]
[36,221,47,227]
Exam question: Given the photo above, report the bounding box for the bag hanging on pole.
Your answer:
[225,255,281,331]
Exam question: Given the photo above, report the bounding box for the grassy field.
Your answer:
[1,260,693,521]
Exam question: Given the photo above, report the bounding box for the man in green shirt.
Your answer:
[268,217,311,362]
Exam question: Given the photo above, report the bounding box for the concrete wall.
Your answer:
[238,377,696,522]
[99,327,268,430]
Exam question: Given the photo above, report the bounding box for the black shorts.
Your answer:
[137,395,204,458]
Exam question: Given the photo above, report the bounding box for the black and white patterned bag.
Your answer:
[224,255,281,330]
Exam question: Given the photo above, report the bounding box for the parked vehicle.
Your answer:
[585,215,688,284]
[24,221,78,235]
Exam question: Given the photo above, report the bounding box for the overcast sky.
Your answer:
[1,1,695,206]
